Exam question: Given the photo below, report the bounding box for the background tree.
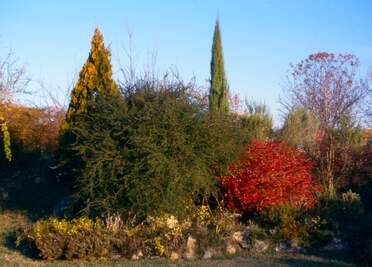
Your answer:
[283,52,368,197]
[209,19,229,113]
[278,107,319,149]
[239,101,272,142]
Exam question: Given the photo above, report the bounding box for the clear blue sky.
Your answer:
[1,0,371,124]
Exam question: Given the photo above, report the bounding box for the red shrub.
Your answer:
[219,140,320,213]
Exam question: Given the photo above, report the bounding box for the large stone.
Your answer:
[289,239,303,252]
[131,250,143,260]
[274,242,288,252]
[184,236,197,259]
[226,243,237,255]
[203,248,216,259]
[253,239,269,253]
[275,241,304,253]
[232,231,250,249]
[170,252,180,260]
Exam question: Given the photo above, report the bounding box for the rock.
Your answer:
[203,248,216,259]
[170,252,179,260]
[275,241,303,253]
[131,250,143,260]
[33,176,41,184]
[321,238,349,251]
[226,243,237,255]
[111,254,121,260]
[184,236,197,259]
[232,231,250,249]
[275,242,288,252]
[289,239,302,251]
[253,239,269,253]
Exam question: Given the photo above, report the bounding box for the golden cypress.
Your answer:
[62,27,119,131]
[57,27,118,185]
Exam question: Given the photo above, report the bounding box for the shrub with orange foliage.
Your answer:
[219,140,320,213]
[3,104,64,156]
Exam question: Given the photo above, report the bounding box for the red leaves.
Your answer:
[218,140,320,213]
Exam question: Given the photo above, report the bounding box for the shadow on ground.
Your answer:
[0,167,69,219]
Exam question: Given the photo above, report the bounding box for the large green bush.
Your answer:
[70,78,244,219]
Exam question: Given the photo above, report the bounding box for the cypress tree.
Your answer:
[58,27,118,185]
[62,27,119,131]
[209,19,229,113]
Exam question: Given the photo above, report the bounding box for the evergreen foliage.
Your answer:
[71,77,244,219]
[58,28,118,185]
[209,20,229,113]
[278,107,319,148]
[239,101,272,142]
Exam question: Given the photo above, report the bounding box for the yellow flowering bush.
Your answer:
[195,205,211,223]
[145,214,190,256]
[16,209,244,260]
[0,111,11,161]
[16,217,111,260]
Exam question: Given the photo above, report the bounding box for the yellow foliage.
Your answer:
[62,27,119,132]
[0,111,11,161]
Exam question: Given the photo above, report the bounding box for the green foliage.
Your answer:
[312,191,372,264]
[71,78,244,219]
[58,27,119,185]
[239,101,272,142]
[261,206,310,245]
[209,20,229,113]
[313,191,364,233]
[278,107,319,148]
[191,208,241,251]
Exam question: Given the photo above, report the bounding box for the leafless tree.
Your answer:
[282,52,369,197]
[0,51,30,105]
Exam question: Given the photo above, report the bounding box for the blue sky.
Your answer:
[1,0,371,124]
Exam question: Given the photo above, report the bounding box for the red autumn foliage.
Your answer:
[219,140,320,213]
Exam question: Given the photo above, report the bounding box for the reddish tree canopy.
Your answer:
[219,140,320,213]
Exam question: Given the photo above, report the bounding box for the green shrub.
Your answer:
[262,206,310,245]
[70,78,244,219]
[190,207,242,251]
[313,191,364,232]
[239,101,272,142]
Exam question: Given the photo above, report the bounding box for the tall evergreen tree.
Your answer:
[209,19,229,113]
[62,27,119,131]
[58,27,118,185]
